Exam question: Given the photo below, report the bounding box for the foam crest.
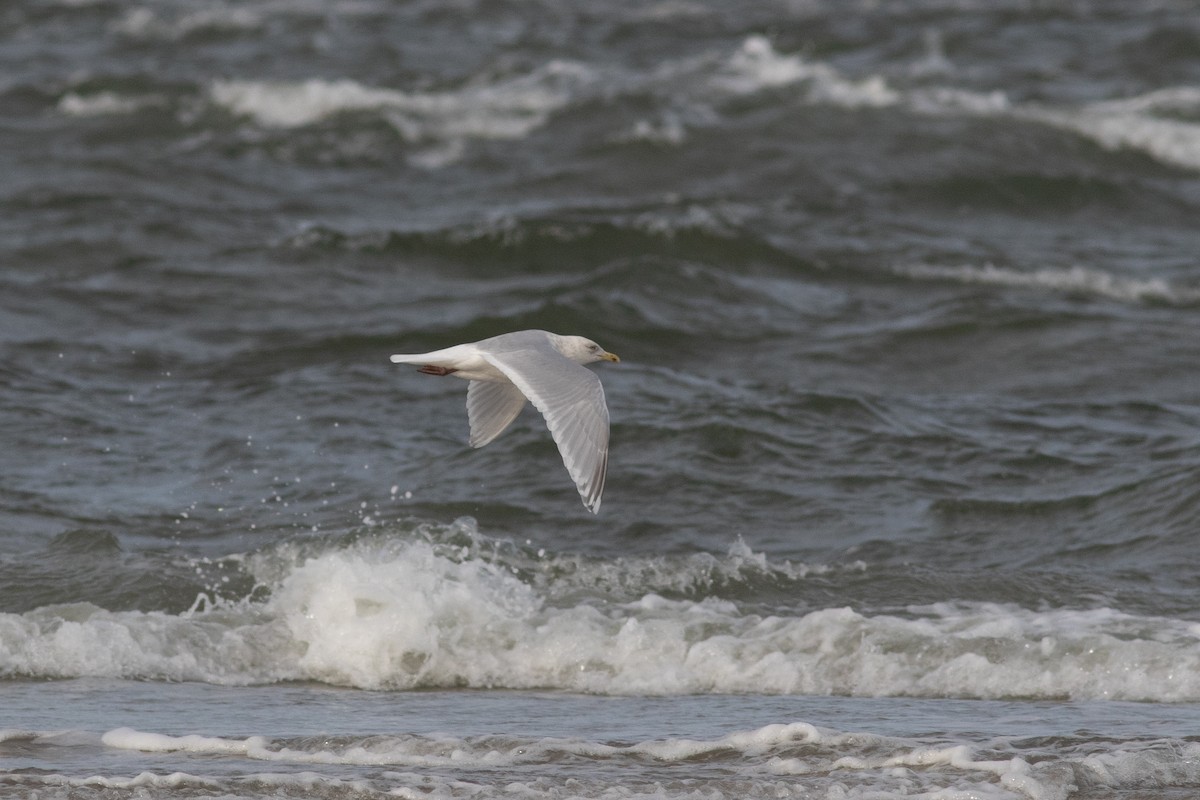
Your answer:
[48,27,1200,180]
[101,727,560,769]
[1024,87,1200,172]
[93,724,1200,796]
[896,263,1200,305]
[2,769,377,798]
[718,45,1200,175]
[820,744,1077,800]
[1077,741,1200,791]
[19,722,1200,800]
[58,91,161,117]
[114,6,264,40]
[701,39,1200,177]
[0,599,299,683]
[712,35,816,95]
[713,36,899,108]
[100,727,467,771]
[632,721,822,761]
[101,727,271,755]
[266,533,542,689]
[96,721,864,772]
[524,535,839,604]
[209,61,593,141]
[204,36,898,159]
[5,525,1200,700]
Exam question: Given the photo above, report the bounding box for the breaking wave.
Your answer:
[3,519,1200,701]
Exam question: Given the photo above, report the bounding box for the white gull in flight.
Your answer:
[390,330,620,513]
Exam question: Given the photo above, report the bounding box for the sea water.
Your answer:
[5,1,1200,797]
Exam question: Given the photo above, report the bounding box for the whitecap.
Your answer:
[5,526,1200,700]
[712,35,816,95]
[89,719,1197,800]
[711,36,900,108]
[113,6,265,40]
[209,61,594,140]
[1024,94,1200,173]
[895,263,1200,306]
[58,91,160,117]
[901,81,1200,174]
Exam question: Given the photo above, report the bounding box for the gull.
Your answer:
[390,330,620,513]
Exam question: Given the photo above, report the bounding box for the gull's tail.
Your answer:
[389,344,471,367]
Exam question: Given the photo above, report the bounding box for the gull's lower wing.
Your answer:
[481,348,610,513]
[466,380,527,448]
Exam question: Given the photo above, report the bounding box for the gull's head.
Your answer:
[555,334,620,366]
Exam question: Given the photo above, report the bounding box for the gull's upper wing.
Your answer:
[480,347,610,513]
[466,380,527,448]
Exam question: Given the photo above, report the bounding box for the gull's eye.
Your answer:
[589,344,599,351]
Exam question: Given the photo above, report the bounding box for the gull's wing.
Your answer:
[466,380,527,448]
[481,348,610,513]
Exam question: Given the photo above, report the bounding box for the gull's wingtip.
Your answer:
[582,475,605,514]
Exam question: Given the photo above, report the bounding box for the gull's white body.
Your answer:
[389,330,619,513]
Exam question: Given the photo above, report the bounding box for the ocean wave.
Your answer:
[208,60,596,168]
[281,203,777,268]
[46,25,1200,179]
[0,720,1188,800]
[203,35,897,158]
[893,263,1200,305]
[278,205,836,326]
[57,90,166,117]
[280,215,822,344]
[710,36,897,108]
[709,38,1200,178]
[113,5,265,41]
[3,520,1200,701]
[1022,86,1200,173]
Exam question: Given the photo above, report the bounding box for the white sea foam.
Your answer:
[49,30,1200,179]
[712,35,817,95]
[101,727,271,755]
[114,6,264,40]
[92,721,883,780]
[1021,87,1200,172]
[4,714,1197,800]
[630,721,823,761]
[713,36,899,108]
[209,79,399,128]
[699,39,1200,177]
[204,36,900,161]
[85,721,1200,800]
[210,61,593,138]
[15,770,220,792]
[207,62,594,167]
[101,725,561,768]
[709,40,1200,175]
[908,86,1011,115]
[58,91,161,117]
[733,46,1200,174]
[2,769,377,798]
[4,521,1200,701]
[771,741,1048,796]
[616,112,692,146]
[91,720,965,774]
[896,263,1200,305]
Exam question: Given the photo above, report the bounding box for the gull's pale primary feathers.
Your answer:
[389,330,620,513]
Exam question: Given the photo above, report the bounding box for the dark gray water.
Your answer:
[5,1,1200,797]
